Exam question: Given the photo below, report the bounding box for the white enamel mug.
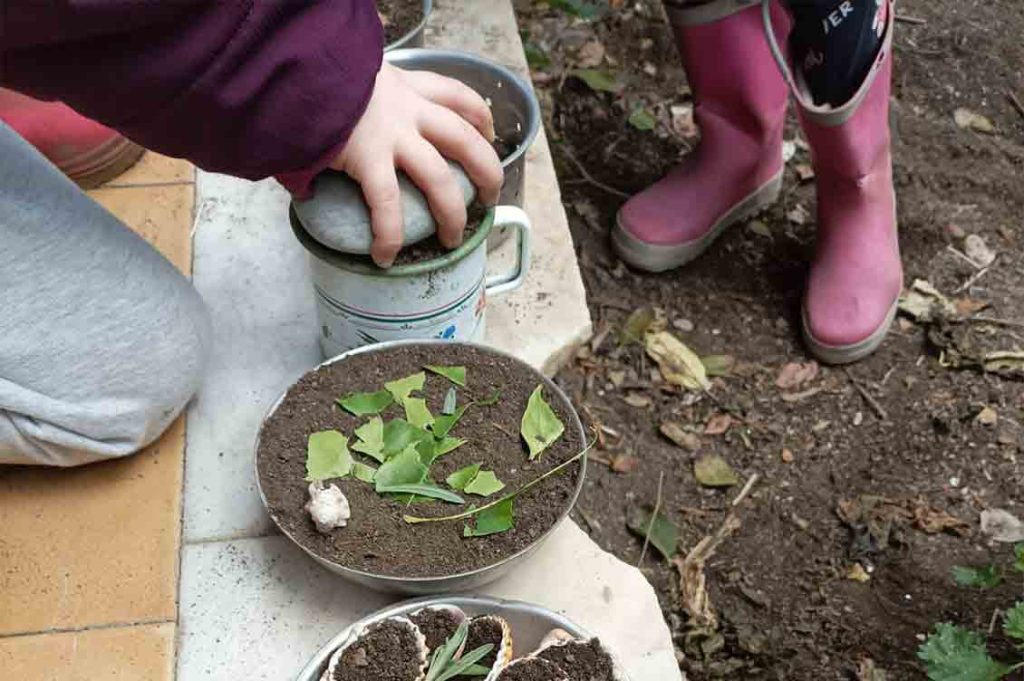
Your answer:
[290,206,531,358]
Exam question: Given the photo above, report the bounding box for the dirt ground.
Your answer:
[514,0,1024,678]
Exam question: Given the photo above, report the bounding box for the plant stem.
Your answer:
[404,441,594,524]
[637,471,665,567]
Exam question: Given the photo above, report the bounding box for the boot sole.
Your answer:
[802,298,898,365]
[611,171,784,272]
[66,137,146,189]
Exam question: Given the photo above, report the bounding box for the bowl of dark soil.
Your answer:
[385,48,541,250]
[295,596,630,681]
[379,0,432,51]
[255,341,587,594]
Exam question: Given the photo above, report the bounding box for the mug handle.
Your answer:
[485,205,532,296]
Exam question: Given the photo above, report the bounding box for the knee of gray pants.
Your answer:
[0,122,212,467]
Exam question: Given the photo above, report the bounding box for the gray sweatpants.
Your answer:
[0,123,211,467]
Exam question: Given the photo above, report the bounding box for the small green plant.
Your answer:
[423,620,492,681]
[918,544,1024,679]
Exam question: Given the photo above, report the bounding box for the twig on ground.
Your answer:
[895,14,927,25]
[637,471,665,567]
[561,147,631,199]
[968,316,1024,330]
[1008,91,1024,122]
[845,369,889,421]
[946,244,985,269]
[956,265,992,293]
[491,422,517,440]
[881,366,897,386]
[731,473,760,507]
[575,507,603,534]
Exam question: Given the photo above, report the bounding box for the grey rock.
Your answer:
[292,162,476,254]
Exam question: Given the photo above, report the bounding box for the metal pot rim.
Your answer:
[383,47,542,171]
[383,0,434,52]
[253,339,588,589]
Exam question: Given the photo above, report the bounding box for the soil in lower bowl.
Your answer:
[257,343,584,579]
[377,0,423,46]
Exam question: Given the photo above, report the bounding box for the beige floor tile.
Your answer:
[102,151,194,188]
[0,623,174,681]
[88,184,194,275]
[0,419,184,636]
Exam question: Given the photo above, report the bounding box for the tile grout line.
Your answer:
[0,617,177,641]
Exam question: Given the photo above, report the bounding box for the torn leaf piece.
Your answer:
[521,385,565,460]
[425,365,466,386]
[416,436,466,467]
[352,416,385,463]
[645,331,709,390]
[464,498,515,537]
[305,430,353,481]
[404,397,434,429]
[447,463,482,491]
[385,372,426,403]
[304,482,350,533]
[464,470,506,497]
[432,404,468,439]
[337,390,393,416]
[694,455,739,487]
[352,462,377,483]
[374,445,428,491]
[898,279,957,322]
[376,483,464,504]
[442,387,458,415]
[382,418,433,458]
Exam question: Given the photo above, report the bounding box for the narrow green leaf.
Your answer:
[374,445,428,490]
[464,470,506,497]
[352,462,377,483]
[618,306,655,346]
[917,623,1009,681]
[384,372,426,403]
[952,565,1003,589]
[442,387,458,415]
[376,484,464,504]
[447,464,482,491]
[1013,543,1024,573]
[352,416,385,462]
[477,390,502,407]
[425,621,470,681]
[520,385,565,460]
[1004,602,1024,641]
[436,644,496,681]
[432,405,468,439]
[573,69,621,94]
[304,430,352,481]
[523,42,551,70]
[464,498,515,537]
[382,418,433,457]
[337,390,393,416]
[425,365,466,387]
[404,397,434,429]
[626,505,679,560]
[456,665,490,677]
[434,437,466,457]
[628,107,656,131]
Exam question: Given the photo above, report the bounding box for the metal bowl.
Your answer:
[293,595,631,681]
[255,340,587,595]
[383,0,433,51]
[384,48,541,251]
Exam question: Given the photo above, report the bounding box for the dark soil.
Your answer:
[409,606,463,652]
[516,0,1024,678]
[463,616,506,671]
[536,639,615,681]
[496,658,567,681]
[333,618,424,681]
[495,137,519,162]
[377,0,422,47]
[257,343,583,578]
[390,203,487,267]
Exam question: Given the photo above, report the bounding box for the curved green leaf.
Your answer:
[337,390,393,416]
[520,385,565,460]
[425,365,466,387]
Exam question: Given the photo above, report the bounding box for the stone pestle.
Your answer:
[291,161,476,255]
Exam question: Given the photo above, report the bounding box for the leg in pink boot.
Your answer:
[0,88,144,188]
[612,0,791,272]
[764,0,902,364]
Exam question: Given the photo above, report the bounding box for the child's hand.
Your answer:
[330,63,503,267]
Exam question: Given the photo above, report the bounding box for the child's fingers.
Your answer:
[418,104,504,206]
[396,136,468,250]
[354,160,404,267]
[404,71,496,142]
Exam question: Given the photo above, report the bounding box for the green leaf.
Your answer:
[619,306,656,346]
[702,354,737,377]
[626,505,679,560]
[404,397,435,429]
[477,390,502,407]
[374,445,428,491]
[573,69,621,94]
[382,419,433,458]
[628,107,656,131]
[337,390,393,416]
[425,621,468,681]
[447,464,482,491]
[376,484,464,504]
[425,365,466,386]
[304,430,352,481]
[1013,544,1024,573]
[450,664,489,678]
[385,372,426,403]
[952,565,1003,589]
[523,42,551,70]
[1004,602,1024,641]
[442,387,458,415]
[352,462,377,483]
[464,470,506,497]
[917,623,1010,681]
[352,416,385,462]
[436,644,496,681]
[432,405,468,439]
[520,385,565,460]
[464,498,515,537]
[694,455,739,488]
[434,437,466,457]
[549,0,605,19]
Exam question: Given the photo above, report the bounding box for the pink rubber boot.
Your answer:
[0,88,144,188]
[612,0,791,273]
[763,0,902,364]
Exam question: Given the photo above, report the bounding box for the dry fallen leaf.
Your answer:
[857,658,889,681]
[694,455,739,487]
[610,454,639,473]
[624,393,652,409]
[980,508,1024,543]
[976,406,998,426]
[954,297,989,315]
[846,563,871,583]
[781,448,794,463]
[963,233,997,266]
[775,361,819,390]
[645,331,710,391]
[786,204,810,225]
[660,421,701,451]
[701,354,736,377]
[577,40,606,68]
[954,107,995,134]
[747,220,772,238]
[912,503,970,536]
[898,278,958,322]
[670,104,698,138]
[794,163,815,181]
[704,413,733,436]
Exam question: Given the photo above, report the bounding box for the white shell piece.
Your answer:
[324,616,428,681]
[466,615,513,681]
[529,632,627,681]
[304,482,350,533]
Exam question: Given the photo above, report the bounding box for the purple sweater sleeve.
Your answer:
[0,0,384,196]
